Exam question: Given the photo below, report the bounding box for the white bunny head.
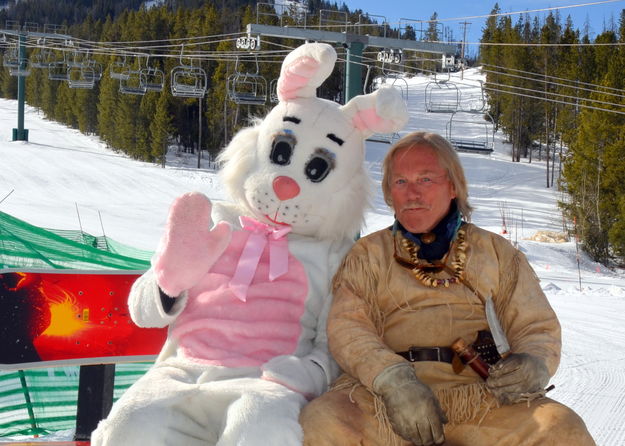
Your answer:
[218,43,408,241]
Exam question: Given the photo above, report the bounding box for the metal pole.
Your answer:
[344,41,364,104]
[13,32,29,141]
[18,370,39,437]
[197,96,202,169]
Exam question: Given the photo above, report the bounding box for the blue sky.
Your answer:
[344,0,625,55]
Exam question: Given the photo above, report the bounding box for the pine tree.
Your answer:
[538,12,562,183]
[97,59,120,148]
[205,39,233,154]
[149,91,173,165]
[480,3,504,130]
[113,93,141,157]
[0,64,17,99]
[555,16,581,151]
[425,12,439,41]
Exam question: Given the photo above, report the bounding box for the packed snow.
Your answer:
[1,67,624,445]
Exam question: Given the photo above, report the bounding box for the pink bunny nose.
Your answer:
[273,176,300,201]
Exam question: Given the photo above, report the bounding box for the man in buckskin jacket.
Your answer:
[300,131,595,446]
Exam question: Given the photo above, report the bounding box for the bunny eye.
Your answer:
[270,133,296,166]
[304,149,335,183]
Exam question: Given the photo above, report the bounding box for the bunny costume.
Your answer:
[91,43,408,446]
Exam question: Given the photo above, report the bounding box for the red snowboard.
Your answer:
[0,269,167,369]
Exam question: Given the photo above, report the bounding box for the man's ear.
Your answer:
[450,180,458,199]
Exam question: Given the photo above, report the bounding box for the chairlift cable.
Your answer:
[483,85,625,116]
[69,31,247,47]
[484,79,625,110]
[482,63,625,96]
[406,0,623,24]
[482,68,625,101]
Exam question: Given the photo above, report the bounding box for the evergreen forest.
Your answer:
[1,1,625,264]
[480,4,625,265]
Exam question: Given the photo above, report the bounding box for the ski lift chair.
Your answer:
[2,48,18,70]
[445,111,495,154]
[67,65,96,89]
[30,47,55,69]
[119,68,146,95]
[47,52,70,81]
[141,66,165,92]
[8,64,30,77]
[171,64,207,98]
[269,78,279,103]
[226,56,267,105]
[67,49,90,69]
[170,46,207,98]
[84,59,103,81]
[109,55,130,80]
[227,72,267,105]
[424,73,460,113]
[459,80,486,113]
[3,46,30,77]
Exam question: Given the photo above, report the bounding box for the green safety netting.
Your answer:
[0,364,152,438]
[0,210,154,438]
[0,210,152,270]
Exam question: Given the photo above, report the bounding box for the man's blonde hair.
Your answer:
[382,131,473,221]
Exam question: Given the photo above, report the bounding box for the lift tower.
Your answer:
[0,22,71,141]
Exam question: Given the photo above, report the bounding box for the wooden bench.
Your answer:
[0,269,166,445]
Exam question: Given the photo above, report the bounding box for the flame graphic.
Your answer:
[42,290,89,337]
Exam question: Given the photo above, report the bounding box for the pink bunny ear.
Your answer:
[340,85,409,138]
[277,43,337,101]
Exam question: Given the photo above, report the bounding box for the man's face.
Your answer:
[389,144,457,234]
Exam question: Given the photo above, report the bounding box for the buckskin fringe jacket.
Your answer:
[327,223,561,424]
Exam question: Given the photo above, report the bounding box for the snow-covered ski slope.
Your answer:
[1,67,624,445]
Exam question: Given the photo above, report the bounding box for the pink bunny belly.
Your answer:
[171,232,309,367]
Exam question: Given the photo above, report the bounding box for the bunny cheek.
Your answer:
[242,174,314,229]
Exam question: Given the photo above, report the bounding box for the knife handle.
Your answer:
[451,337,491,380]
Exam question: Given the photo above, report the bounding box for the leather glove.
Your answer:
[152,192,232,297]
[373,363,447,446]
[486,352,550,405]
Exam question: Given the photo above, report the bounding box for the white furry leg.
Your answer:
[92,362,308,446]
[214,378,307,446]
[91,363,220,446]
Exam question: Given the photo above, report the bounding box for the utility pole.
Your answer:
[460,21,471,80]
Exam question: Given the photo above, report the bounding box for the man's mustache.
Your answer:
[401,202,431,211]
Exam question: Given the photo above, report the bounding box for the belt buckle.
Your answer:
[431,346,441,362]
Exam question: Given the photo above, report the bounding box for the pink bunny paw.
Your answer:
[153,192,231,297]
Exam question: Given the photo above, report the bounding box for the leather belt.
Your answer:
[397,346,455,364]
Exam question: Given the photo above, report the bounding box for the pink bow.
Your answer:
[229,216,291,302]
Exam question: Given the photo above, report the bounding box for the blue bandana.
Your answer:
[391,200,463,262]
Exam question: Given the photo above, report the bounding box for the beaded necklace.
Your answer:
[397,227,467,288]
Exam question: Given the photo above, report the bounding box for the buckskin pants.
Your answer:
[300,383,596,446]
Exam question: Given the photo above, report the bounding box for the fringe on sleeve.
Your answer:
[331,246,386,337]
